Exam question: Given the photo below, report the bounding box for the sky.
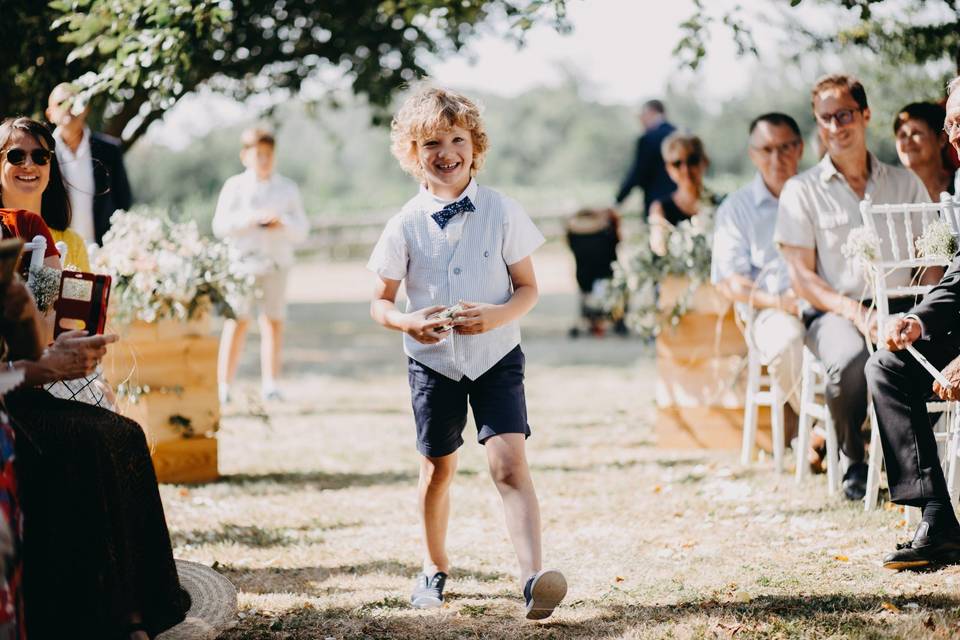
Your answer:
[142,0,879,148]
[427,0,749,105]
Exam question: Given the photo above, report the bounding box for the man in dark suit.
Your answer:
[614,99,676,217]
[864,75,960,571]
[46,83,133,246]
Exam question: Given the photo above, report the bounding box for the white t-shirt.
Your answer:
[367,178,545,380]
[53,126,97,245]
[774,152,929,298]
[211,170,309,274]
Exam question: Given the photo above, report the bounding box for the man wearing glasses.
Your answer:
[711,113,805,449]
[774,74,930,501]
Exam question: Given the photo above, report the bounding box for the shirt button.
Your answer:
[453,267,462,275]
[483,250,490,257]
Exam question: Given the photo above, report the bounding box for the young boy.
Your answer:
[368,86,567,620]
[212,127,309,403]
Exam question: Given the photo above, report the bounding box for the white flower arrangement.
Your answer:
[840,226,881,265]
[93,207,254,326]
[28,265,62,313]
[915,220,958,260]
[603,203,716,340]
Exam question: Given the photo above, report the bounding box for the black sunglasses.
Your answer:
[3,147,53,166]
[669,153,702,169]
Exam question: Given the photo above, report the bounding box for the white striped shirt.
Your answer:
[368,179,545,380]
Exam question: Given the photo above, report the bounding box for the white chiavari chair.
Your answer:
[795,346,842,492]
[740,311,787,472]
[22,235,47,286]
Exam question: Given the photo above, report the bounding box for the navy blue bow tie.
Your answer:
[431,197,475,229]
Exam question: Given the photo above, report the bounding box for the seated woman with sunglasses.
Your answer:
[0,117,189,640]
[0,117,90,272]
[648,133,719,256]
[0,123,61,272]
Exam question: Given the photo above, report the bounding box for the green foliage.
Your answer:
[125,79,635,223]
[6,0,569,148]
[125,56,951,229]
[677,1,960,74]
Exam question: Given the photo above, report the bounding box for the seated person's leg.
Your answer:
[806,312,869,462]
[865,338,960,507]
[865,337,960,569]
[753,308,805,414]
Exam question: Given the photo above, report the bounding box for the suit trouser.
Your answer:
[805,312,870,463]
[864,336,960,505]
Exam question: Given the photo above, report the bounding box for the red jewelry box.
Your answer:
[53,271,112,338]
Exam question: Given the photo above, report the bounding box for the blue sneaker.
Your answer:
[411,571,447,609]
[524,569,566,620]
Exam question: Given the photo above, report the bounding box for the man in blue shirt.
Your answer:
[614,100,676,217]
[711,113,805,445]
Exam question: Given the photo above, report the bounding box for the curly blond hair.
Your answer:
[390,85,489,181]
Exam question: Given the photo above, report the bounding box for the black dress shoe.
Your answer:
[883,522,960,571]
[842,461,868,501]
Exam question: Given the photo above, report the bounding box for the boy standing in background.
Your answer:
[213,127,309,403]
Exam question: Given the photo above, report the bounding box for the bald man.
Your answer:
[46,83,132,245]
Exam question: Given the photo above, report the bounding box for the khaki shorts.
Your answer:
[234,268,290,321]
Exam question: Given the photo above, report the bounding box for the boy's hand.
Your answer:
[452,301,504,335]
[258,209,282,227]
[404,306,451,344]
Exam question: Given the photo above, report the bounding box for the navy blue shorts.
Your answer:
[407,346,530,457]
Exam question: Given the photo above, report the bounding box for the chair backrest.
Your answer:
[21,234,47,286]
[859,193,957,335]
[55,240,68,267]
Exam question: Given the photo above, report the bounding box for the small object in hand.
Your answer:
[906,344,952,389]
[429,303,465,333]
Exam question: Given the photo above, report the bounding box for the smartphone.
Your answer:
[53,271,112,338]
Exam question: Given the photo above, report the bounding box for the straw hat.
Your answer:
[157,560,237,640]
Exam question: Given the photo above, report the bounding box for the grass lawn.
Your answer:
[160,249,960,639]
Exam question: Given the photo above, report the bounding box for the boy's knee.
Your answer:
[489,459,526,488]
[422,457,457,486]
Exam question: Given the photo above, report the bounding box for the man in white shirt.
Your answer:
[775,74,931,501]
[711,113,805,446]
[212,127,309,402]
[46,83,133,245]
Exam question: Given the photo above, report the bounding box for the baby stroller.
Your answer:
[565,207,624,337]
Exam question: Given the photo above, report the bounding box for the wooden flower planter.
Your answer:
[102,315,219,483]
[655,276,771,450]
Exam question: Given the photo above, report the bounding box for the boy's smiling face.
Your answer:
[417,125,473,199]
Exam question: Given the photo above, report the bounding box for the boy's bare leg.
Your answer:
[259,315,284,390]
[420,452,458,575]
[485,433,541,579]
[218,317,250,388]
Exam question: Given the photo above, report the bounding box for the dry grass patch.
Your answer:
[159,255,960,639]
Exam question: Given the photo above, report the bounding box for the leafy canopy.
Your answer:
[675,0,960,75]
[4,0,568,148]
